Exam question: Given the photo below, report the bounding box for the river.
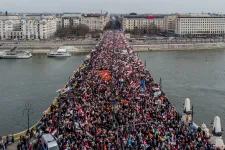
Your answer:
[0,50,225,137]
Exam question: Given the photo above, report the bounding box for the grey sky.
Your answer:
[1,0,225,14]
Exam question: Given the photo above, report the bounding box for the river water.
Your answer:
[0,50,225,137]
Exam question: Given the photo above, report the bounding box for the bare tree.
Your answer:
[90,30,102,38]
[54,24,90,38]
[76,24,89,36]
[129,23,162,36]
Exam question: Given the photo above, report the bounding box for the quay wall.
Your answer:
[1,43,225,54]
[132,43,225,51]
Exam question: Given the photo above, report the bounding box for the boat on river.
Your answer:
[47,49,71,57]
[0,47,32,59]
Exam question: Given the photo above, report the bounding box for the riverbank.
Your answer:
[1,42,225,54]
[133,42,225,51]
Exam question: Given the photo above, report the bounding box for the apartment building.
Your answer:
[0,12,109,40]
[60,13,110,31]
[61,14,81,28]
[175,14,225,37]
[21,15,57,39]
[56,16,62,29]
[81,14,109,31]
[0,15,22,40]
[122,15,166,32]
[0,14,57,40]
[164,15,177,31]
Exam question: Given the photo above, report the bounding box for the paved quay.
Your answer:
[2,30,225,149]
[7,141,19,150]
[1,42,225,55]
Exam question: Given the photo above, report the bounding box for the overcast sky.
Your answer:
[1,0,225,14]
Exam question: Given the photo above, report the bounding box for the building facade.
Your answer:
[0,14,57,40]
[0,13,109,40]
[56,16,62,29]
[164,15,177,31]
[81,14,109,31]
[59,13,109,31]
[0,15,22,40]
[61,14,81,28]
[122,15,166,32]
[21,15,57,39]
[175,14,225,37]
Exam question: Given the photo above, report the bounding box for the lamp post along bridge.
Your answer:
[22,101,34,133]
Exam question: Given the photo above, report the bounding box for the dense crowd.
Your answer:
[34,30,218,150]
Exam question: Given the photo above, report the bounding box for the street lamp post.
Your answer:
[23,101,34,147]
[159,77,162,91]
[191,105,194,124]
[23,101,34,133]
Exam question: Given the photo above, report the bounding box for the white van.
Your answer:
[152,87,162,98]
[41,134,59,150]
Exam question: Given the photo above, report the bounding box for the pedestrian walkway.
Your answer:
[7,141,19,150]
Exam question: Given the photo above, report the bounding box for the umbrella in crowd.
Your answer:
[34,30,218,150]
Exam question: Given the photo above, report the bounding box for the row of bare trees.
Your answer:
[54,24,103,39]
[54,24,90,38]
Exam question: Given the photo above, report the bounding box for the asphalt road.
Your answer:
[0,38,224,48]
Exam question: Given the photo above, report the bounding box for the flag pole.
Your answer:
[159,77,162,90]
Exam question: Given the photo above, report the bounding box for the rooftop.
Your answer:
[0,15,20,20]
[178,14,225,18]
[123,15,165,19]
[82,14,102,17]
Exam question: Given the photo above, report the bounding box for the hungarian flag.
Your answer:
[120,126,124,132]
[127,70,132,75]
[85,131,94,138]
[135,83,140,89]
[61,86,71,94]
[80,122,86,127]
[50,129,57,135]
[56,88,62,93]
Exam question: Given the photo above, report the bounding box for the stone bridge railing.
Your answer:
[182,98,225,149]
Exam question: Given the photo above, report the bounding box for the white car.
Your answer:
[41,134,59,150]
[152,87,162,98]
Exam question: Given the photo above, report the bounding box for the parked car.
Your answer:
[169,37,175,40]
[41,134,59,150]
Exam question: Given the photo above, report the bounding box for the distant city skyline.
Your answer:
[1,0,225,14]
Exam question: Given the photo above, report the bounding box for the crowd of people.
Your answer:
[34,30,219,150]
